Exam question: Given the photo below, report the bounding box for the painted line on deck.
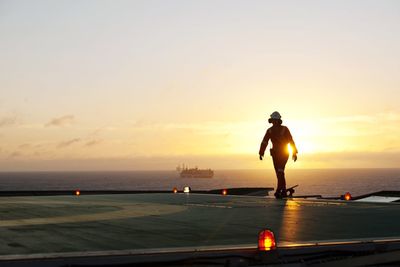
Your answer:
[185,203,232,209]
[0,200,187,227]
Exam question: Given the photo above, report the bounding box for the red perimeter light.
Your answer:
[344,192,352,201]
[222,189,227,195]
[75,190,80,196]
[258,230,276,251]
[173,187,178,194]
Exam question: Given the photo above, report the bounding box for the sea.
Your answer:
[0,169,399,197]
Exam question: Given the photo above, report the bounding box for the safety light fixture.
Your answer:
[258,229,276,251]
[183,186,191,193]
[222,189,227,195]
[344,192,352,201]
[75,190,81,196]
[173,187,178,194]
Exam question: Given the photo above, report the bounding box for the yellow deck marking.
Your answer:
[0,199,186,227]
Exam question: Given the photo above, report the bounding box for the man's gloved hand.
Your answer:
[292,154,297,162]
[259,155,263,161]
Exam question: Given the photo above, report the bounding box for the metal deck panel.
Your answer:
[0,193,399,256]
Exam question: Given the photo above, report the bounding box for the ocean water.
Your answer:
[0,169,399,197]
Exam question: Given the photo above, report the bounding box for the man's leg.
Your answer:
[277,168,286,196]
[273,155,289,198]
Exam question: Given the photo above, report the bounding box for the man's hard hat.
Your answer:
[270,111,281,120]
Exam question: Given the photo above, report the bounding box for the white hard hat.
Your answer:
[270,111,281,120]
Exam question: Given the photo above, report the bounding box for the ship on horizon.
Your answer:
[176,164,214,178]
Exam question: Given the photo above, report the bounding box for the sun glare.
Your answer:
[297,141,316,154]
[288,142,316,155]
[288,144,293,155]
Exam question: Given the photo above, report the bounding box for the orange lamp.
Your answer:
[75,190,80,196]
[222,189,227,195]
[344,192,352,201]
[258,230,276,251]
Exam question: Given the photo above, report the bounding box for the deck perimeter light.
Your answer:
[183,186,191,193]
[173,187,178,194]
[344,192,352,201]
[75,190,81,196]
[222,189,227,195]
[258,230,276,251]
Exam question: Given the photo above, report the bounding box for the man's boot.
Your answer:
[274,191,282,199]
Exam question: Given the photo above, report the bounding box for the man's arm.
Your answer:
[259,130,271,160]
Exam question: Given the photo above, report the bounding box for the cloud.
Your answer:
[88,128,103,137]
[297,151,400,169]
[19,143,31,149]
[1,150,400,171]
[8,151,22,158]
[45,115,75,127]
[317,112,400,125]
[57,138,81,148]
[85,139,103,147]
[0,115,18,127]
[133,120,158,128]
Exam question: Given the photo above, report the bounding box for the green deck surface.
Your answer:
[0,193,399,255]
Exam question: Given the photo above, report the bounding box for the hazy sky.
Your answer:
[1,0,400,170]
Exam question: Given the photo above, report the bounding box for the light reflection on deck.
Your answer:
[279,200,301,242]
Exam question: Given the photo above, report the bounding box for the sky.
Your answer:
[1,0,400,171]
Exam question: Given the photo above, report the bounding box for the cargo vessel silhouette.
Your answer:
[176,164,214,178]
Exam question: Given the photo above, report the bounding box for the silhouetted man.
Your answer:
[259,111,298,198]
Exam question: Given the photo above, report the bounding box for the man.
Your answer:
[259,111,298,198]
